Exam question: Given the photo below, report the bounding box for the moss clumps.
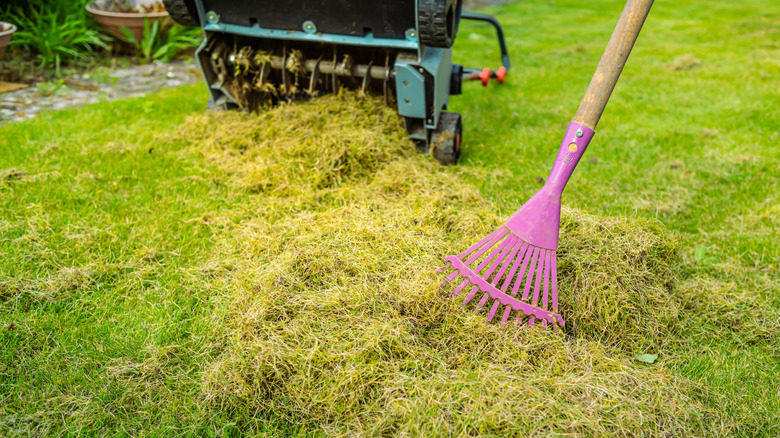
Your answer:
[173,93,700,435]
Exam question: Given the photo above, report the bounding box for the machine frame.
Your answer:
[163,0,510,164]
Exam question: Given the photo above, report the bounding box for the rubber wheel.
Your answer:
[418,0,461,48]
[431,112,462,165]
[162,0,199,26]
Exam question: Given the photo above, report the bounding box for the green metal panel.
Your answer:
[421,46,452,129]
[203,23,419,51]
[394,57,427,119]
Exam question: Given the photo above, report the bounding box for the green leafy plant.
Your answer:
[153,22,202,62]
[6,1,109,76]
[120,19,201,64]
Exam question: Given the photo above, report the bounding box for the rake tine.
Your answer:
[542,250,551,312]
[500,242,529,292]
[462,285,480,306]
[472,238,518,312]
[438,266,456,287]
[487,300,501,322]
[440,228,507,283]
[463,229,509,266]
[515,310,524,326]
[510,244,535,297]
[471,236,514,277]
[500,306,512,326]
[551,251,559,313]
[517,247,540,327]
[476,292,491,311]
[449,279,470,298]
[490,239,523,286]
[457,227,506,259]
[528,248,547,326]
[481,236,518,285]
[521,247,540,301]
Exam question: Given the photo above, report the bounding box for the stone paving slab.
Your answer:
[0,60,201,124]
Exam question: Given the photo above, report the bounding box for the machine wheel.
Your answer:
[418,0,462,48]
[162,0,199,27]
[431,112,462,165]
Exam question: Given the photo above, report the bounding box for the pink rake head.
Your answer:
[438,122,595,328]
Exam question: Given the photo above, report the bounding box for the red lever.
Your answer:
[496,66,507,84]
[479,68,491,86]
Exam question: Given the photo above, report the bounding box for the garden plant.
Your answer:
[1,0,201,80]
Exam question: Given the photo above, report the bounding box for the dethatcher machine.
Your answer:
[161,0,510,164]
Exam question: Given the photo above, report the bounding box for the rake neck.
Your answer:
[544,121,595,194]
[505,122,594,250]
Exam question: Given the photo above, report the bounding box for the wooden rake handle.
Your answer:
[573,0,654,130]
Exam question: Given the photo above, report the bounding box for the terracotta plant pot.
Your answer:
[0,22,16,59]
[86,3,172,42]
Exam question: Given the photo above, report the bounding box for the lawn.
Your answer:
[1,0,778,436]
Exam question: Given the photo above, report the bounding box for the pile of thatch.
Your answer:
[171,94,698,436]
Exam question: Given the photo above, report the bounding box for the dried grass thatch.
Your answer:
[171,93,699,436]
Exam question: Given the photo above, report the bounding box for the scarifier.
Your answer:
[439,0,654,328]
[162,0,511,165]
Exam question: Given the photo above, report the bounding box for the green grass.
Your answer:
[1,0,778,435]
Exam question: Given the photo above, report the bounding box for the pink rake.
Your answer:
[438,0,655,329]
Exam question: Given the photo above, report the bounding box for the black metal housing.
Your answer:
[201,0,416,39]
